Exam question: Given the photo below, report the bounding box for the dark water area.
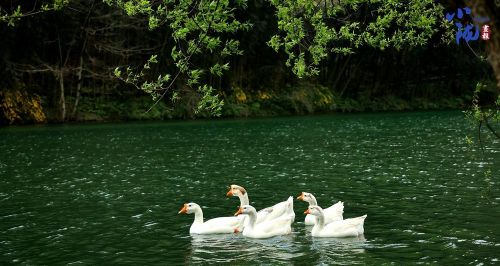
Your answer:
[0,111,498,265]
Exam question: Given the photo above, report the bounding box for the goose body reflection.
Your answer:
[187,233,302,264]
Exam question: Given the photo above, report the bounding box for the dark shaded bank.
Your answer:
[0,82,488,125]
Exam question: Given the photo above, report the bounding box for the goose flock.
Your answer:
[178,184,367,239]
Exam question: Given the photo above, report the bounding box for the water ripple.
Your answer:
[0,112,498,265]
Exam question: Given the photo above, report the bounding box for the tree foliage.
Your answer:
[105,0,454,112]
[98,0,453,115]
[106,0,252,116]
[267,0,451,77]
[0,0,495,122]
[0,0,68,26]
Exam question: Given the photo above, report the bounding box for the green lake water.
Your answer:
[0,111,499,265]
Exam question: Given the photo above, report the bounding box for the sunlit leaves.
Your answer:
[1,0,69,27]
[463,82,500,149]
[267,0,448,77]
[114,55,170,101]
[106,0,250,115]
[148,15,159,29]
[53,0,70,10]
[209,63,230,76]
[464,82,499,126]
[0,6,22,27]
[196,85,224,117]
[221,40,243,57]
[112,0,152,16]
[188,69,204,87]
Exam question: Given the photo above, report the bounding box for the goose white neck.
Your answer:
[307,194,318,206]
[238,193,250,206]
[313,209,325,230]
[245,208,258,228]
[192,206,204,224]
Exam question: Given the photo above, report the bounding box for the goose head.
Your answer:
[178,202,199,214]
[297,192,316,204]
[226,184,247,197]
[304,205,323,216]
[234,205,256,216]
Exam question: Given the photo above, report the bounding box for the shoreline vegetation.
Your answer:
[0,82,484,125]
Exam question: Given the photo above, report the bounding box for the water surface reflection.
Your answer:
[187,233,307,264]
[1,112,498,265]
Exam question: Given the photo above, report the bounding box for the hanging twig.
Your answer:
[144,0,221,113]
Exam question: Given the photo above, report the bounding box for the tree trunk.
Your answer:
[72,55,83,119]
[331,55,351,93]
[59,69,66,121]
[467,1,500,89]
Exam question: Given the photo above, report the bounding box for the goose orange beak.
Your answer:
[226,189,233,197]
[304,209,310,214]
[234,228,240,234]
[178,204,188,214]
[234,207,243,216]
[297,192,304,201]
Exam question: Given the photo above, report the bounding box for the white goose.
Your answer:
[227,184,295,223]
[178,202,244,234]
[234,205,292,239]
[297,192,343,225]
[304,206,366,238]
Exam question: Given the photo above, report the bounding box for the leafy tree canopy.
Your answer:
[1,0,454,116]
